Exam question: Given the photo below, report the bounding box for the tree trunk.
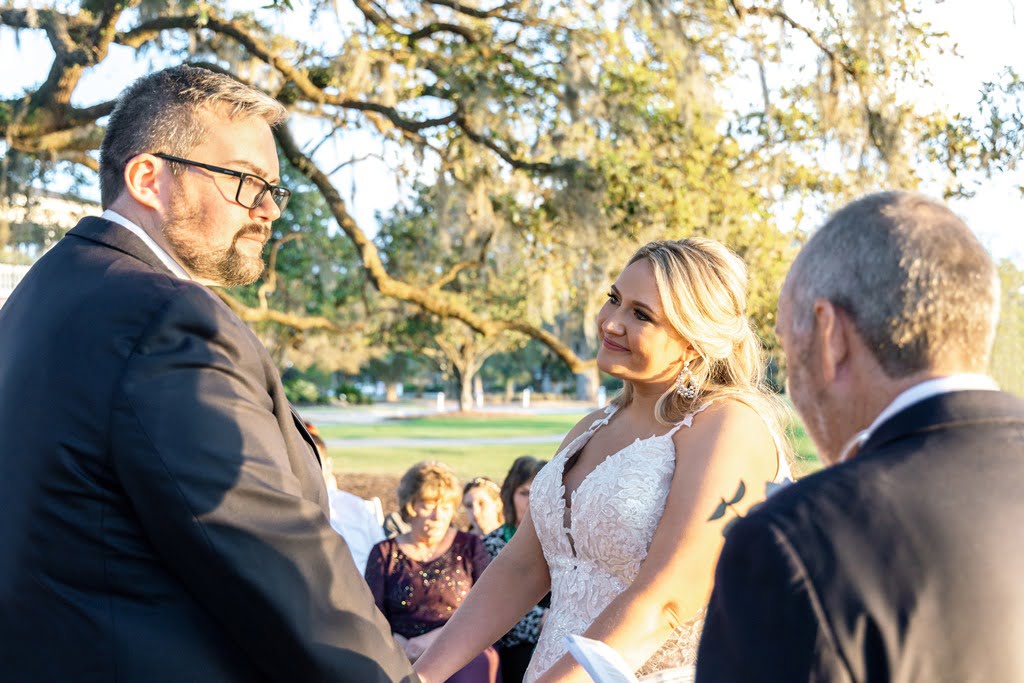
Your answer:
[473,375,484,408]
[575,365,601,402]
[459,371,474,412]
[385,382,400,402]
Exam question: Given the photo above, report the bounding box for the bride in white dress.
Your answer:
[415,238,792,683]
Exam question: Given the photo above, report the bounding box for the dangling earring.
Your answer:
[676,359,698,400]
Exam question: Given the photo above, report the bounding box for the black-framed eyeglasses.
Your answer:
[153,153,291,213]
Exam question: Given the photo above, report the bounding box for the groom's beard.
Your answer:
[163,197,268,287]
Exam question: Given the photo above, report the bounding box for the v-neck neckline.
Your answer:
[556,406,679,555]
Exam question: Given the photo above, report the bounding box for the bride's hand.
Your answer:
[392,633,416,662]
[404,629,443,662]
[413,659,441,683]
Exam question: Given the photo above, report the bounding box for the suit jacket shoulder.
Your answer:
[698,390,1024,683]
[0,217,416,682]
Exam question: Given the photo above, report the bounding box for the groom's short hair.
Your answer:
[786,191,1000,377]
[99,65,286,208]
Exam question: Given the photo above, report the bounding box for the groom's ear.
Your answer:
[813,299,849,384]
[123,154,163,210]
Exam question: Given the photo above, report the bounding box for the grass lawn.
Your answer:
[330,443,552,482]
[326,410,822,480]
[787,422,822,477]
[317,413,582,440]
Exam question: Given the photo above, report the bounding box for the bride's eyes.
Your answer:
[607,292,652,322]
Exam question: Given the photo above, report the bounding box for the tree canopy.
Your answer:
[2,0,1021,393]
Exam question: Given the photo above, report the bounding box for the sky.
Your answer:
[917,0,1024,264]
[1,0,1022,263]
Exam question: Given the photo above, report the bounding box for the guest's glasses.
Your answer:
[153,153,292,212]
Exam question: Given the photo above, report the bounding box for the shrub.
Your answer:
[335,382,372,405]
[284,378,321,405]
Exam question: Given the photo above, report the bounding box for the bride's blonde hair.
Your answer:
[611,238,791,459]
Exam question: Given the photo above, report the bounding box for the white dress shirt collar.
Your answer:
[867,374,999,437]
[838,373,1000,462]
[101,209,191,281]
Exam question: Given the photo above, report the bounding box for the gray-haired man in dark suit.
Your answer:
[697,192,1024,681]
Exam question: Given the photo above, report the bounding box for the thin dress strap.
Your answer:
[558,404,618,463]
[664,401,715,438]
[665,399,793,483]
[585,404,618,432]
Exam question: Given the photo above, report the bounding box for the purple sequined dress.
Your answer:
[365,530,501,683]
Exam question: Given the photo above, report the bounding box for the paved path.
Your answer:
[326,434,566,448]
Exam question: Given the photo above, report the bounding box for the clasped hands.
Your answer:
[393,629,441,664]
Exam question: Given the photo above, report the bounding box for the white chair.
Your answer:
[327,490,386,574]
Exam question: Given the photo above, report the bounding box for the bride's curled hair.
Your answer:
[612,238,790,457]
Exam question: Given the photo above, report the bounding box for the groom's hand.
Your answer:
[392,633,415,662]
[405,629,443,662]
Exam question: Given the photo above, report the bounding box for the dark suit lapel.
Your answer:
[66,216,177,278]
[69,217,327,468]
[859,390,1024,458]
[290,409,322,466]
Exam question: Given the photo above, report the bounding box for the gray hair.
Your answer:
[99,65,287,208]
[787,191,1000,377]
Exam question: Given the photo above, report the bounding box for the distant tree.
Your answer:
[428,319,525,411]
[3,0,1021,393]
[364,350,425,402]
[375,173,529,410]
[223,161,375,374]
[991,259,1024,396]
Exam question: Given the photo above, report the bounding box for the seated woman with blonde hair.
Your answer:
[364,461,500,683]
[463,476,504,537]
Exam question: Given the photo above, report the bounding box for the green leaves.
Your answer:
[5,0,1018,391]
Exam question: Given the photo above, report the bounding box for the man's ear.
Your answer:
[813,298,849,383]
[122,154,166,212]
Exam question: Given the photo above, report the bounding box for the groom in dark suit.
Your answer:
[696,192,1024,681]
[0,66,415,682]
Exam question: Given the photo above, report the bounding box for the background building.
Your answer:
[0,190,98,309]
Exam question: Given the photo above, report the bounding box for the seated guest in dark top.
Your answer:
[482,456,549,683]
[365,461,501,683]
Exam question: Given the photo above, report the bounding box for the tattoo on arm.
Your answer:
[708,481,749,532]
[707,478,794,536]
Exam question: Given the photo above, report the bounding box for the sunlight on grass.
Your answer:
[318,414,582,440]
[329,444,552,481]
[787,421,822,477]
[327,407,822,479]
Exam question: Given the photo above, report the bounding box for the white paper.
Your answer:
[564,634,639,683]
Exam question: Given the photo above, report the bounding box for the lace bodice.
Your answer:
[524,403,791,682]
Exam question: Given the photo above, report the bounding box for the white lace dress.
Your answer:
[524,403,791,682]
